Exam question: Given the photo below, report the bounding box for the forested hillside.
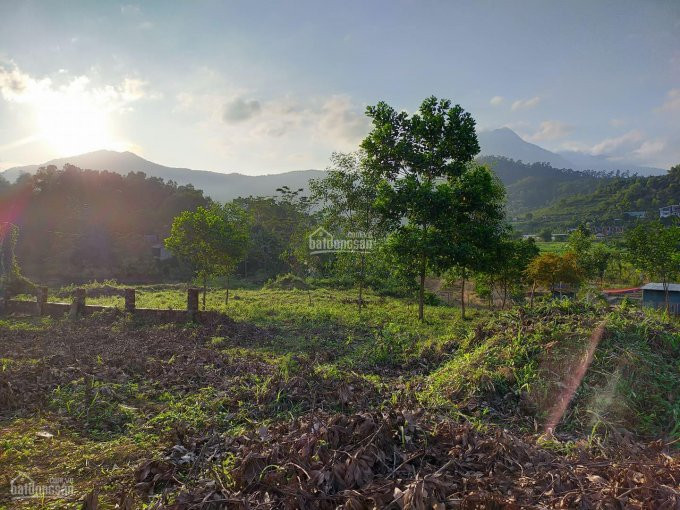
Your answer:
[522,164,680,231]
[479,156,613,216]
[0,165,209,283]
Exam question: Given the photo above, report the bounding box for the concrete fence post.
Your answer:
[187,288,199,321]
[124,288,136,313]
[69,288,86,319]
[36,286,48,316]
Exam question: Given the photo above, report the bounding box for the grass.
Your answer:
[536,241,570,254]
[1,284,678,506]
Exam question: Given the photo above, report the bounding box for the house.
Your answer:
[551,233,568,241]
[151,244,172,261]
[624,211,647,219]
[592,225,624,236]
[641,283,680,315]
[659,204,680,219]
[522,234,540,240]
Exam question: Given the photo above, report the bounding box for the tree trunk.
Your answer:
[460,276,466,320]
[418,254,426,322]
[530,280,536,308]
[502,283,508,310]
[202,276,207,311]
[358,253,365,314]
[225,276,230,306]
[664,280,670,314]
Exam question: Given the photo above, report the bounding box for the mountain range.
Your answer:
[2,128,666,203]
[3,151,325,203]
[477,128,664,175]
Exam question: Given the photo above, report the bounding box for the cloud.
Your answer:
[174,87,369,169]
[0,62,156,155]
[527,120,572,142]
[222,97,262,123]
[559,129,677,168]
[511,96,541,111]
[201,92,368,145]
[633,139,666,159]
[0,64,48,102]
[609,118,626,128]
[655,88,680,112]
[317,95,368,144]
[589,130,645,157]
[489,95,504,106]
[0,62,151,109]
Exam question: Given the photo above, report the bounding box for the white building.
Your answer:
[659,205,680,218]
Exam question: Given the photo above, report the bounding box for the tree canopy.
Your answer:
[361,96,505,320]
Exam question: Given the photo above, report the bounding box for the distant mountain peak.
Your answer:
[477,127,664,176]
[478,128,573,169]
[489,127,522,138]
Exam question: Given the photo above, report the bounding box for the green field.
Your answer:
[536,241,570,254]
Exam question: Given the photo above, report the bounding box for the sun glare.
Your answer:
[36,97,118,155]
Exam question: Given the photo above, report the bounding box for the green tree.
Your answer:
[165,203,251,310]
[273,186,317,276]
[441,166,507,318]
[526,252,583,306]
[625,221,680,312]
[567,225,593,258]
[491,237,540,308]
[361,96,502,320]
[310,151,385,312]
[538,228,552,242]
[589,243,613,287]
[0,223,34,299]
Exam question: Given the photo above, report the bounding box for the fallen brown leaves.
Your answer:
[136,410,680,509]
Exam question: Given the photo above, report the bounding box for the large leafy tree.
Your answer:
[625,221,680,312]
[361,96,504,320]
[165,203,251,310]
[310,151,385,312]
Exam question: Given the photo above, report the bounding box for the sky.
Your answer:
[0,0,679,175]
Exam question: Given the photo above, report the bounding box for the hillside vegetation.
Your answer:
[1,288,678,508]
[479,156,609,216]
[521,165,680,231]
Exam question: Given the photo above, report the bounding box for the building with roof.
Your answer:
[659,205,680,219]
[641,283,680,315]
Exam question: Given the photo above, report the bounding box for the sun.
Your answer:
[35,95,120,156]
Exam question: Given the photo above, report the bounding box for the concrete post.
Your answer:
[124,288,136,313]
[187,288,199,321]
[69,288,86,319]
[36,286,48,316]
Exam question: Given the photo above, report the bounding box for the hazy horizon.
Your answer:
[1,0,679,175]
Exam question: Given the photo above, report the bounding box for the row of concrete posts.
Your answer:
[33,287,203,320]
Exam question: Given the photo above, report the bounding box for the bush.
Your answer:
[263,273,311,290]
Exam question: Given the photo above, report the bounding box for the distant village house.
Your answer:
[659,204,680,219]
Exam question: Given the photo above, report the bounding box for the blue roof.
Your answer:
[641,283,680,292]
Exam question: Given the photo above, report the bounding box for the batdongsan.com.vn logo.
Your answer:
[308,227,377,255]
[9,472,74,499]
